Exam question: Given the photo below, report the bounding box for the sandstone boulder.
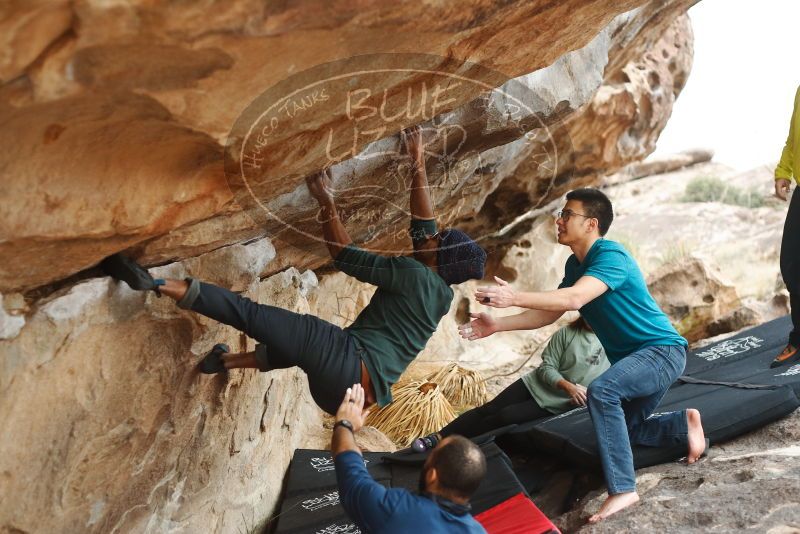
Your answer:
[0,0,695,293]
[647,257,741,343]
[0,1,700,532]
[0,242,326,533]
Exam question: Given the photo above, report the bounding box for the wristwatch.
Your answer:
[334,419,355,433]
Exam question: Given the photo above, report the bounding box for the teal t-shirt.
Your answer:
[558,239,687,364]
[334,220,453,406]
[522,324,609,413]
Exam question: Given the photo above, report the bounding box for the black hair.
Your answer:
[565,188,614,236]
[570,315,592,332]
[430,435,487,499]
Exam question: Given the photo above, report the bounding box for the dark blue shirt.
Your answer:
[334,451,486,534]
[559,238,687,363]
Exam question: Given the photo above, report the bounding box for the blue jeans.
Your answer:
[587,345,688,494]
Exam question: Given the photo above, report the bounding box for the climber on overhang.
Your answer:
[99,125,486,415]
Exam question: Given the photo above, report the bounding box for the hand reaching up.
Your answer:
[306,168,334,205]
[335,384,372,432]
[400,125,425,161]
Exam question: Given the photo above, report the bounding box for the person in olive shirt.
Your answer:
[772,85,800,368]
[411,316,608,452]
[99,126,486,415]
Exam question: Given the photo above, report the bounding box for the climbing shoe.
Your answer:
[770,344,799,368]
[100,253,165,295]
[199,343,230,374]
[411,433,441,453]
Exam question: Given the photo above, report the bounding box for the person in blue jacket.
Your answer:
[331,383,487,533]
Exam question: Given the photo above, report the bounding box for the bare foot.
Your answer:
[588,492,640,523]
[686,408,706,464]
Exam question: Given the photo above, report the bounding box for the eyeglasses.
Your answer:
[557,209,593,222]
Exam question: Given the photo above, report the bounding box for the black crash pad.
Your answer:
[499,316,800,469]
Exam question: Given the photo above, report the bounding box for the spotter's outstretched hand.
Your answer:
[458,312,498,341]
[335,384,371,432]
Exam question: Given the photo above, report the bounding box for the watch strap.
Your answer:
[334,419,354,433]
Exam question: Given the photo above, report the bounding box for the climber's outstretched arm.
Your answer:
[401,125,435,221]
[307,169,353,259]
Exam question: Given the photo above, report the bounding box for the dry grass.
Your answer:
[365,381,456,447]
[426,363,488,410]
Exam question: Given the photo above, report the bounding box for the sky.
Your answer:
[652,0,800,171]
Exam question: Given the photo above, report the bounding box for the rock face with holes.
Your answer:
[647,257,742,343]
[0,0,698,532]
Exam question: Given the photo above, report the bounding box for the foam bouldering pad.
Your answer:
[475,492,560,534]
[499,316,800,469]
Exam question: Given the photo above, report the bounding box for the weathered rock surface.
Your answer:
[0,1,701,532]
[0,293,25,340]
[0,242,326,533]
[647,257,741,342]
[0,0,695,293]
[556,408,800,533]
[602,148,714,186]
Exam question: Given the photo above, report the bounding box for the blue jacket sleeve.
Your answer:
[335,451,404,530]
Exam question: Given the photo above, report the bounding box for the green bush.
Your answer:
[682,176,764,208]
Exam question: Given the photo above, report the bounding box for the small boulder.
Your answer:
[647,257,740,343]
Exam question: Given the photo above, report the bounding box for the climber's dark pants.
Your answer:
[782,191,800,347]
[178,278,362,415]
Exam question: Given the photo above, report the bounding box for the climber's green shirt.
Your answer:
[522,323,610,413]
[776,86,800,184]
[334,220,453,407]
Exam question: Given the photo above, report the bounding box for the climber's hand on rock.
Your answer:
[400,125,425,162]
[306,168,334,205]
